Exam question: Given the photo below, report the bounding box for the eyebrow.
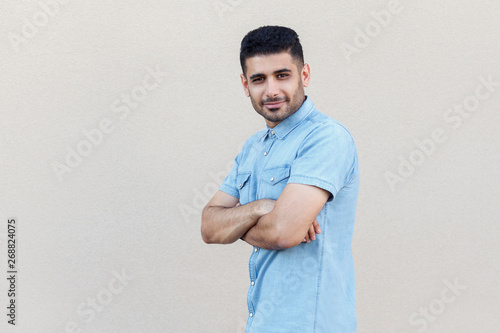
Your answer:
[249,68,292,81]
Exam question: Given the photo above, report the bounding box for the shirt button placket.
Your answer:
[248,247,259,322]
[263,134,275,157]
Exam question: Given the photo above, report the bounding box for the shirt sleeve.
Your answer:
[288,123,358,201]
[219,152,241,199]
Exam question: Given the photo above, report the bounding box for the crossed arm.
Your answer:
[201,183,330,250]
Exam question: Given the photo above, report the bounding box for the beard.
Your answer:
[249,79,305,125]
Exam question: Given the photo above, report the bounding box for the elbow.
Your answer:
[257,214,303,250]
[201,226,231,245]
[273,235,301,250]
[272,225,303,250]
[201,226,212,244]
[201,206,230,244]
[201,224,217,244]
[201,207,214,244]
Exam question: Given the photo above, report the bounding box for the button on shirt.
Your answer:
[219,97,359,332]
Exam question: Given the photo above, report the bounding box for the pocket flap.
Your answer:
[262,165,290,185]
[236,172,251,189]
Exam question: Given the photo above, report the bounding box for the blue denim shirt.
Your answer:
[220,97,359,332]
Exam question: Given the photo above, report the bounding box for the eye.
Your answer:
[252,77,264,83]
[277,73,289,79]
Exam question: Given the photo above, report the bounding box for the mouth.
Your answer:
[263,100,286,110]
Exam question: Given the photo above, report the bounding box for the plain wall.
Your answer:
[1,1,499,332]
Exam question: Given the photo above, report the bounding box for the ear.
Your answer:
[240,73,250,97]
[301,63,311,88]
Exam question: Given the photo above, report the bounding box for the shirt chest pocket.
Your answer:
[260,165,291,200]
[236,172,251,205]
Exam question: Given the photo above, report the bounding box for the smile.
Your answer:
[264,100,286,109]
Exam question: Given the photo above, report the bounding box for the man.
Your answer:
[201,26,359,332]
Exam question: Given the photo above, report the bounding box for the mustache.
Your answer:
[260,97,289,105]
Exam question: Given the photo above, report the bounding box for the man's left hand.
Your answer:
[303,219,321,243]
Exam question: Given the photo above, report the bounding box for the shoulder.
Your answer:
[235,128,267,159]
[302,109,356,145]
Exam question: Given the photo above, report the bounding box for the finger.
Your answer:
[304,230,311,243]
[308,224,316,241]
[313,219,321,234]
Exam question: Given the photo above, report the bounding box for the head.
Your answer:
[239,26,310,128]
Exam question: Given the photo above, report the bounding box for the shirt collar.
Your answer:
[259,96,314,141]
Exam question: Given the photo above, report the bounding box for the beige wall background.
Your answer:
[1,1,499,332]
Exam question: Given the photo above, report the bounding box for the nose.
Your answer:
[265,78,279,97]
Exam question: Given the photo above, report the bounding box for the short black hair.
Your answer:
[240,26,304,75]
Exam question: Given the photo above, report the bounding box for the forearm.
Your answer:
[242,184,327,250]
[201,200,271,244]
[241,213,288,250]
[242,213,320,250]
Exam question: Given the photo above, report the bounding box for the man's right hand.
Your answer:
[255,199,276,216]
[202,193,278,245]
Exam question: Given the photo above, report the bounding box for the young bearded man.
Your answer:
[201,26,359,332]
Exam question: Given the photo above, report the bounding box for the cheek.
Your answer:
[248,86,262,99]
[283,81,299,93]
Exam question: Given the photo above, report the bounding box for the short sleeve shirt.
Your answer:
[220,97,359,332]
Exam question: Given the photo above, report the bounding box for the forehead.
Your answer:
[245,52,297,76]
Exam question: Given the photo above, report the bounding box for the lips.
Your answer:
[264,100,285,109]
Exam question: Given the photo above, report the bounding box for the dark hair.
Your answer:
[240,26,304,74]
